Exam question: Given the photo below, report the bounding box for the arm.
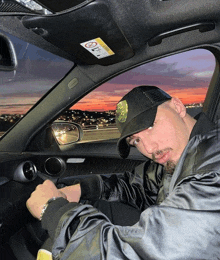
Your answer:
[42,173,220,259]
[98,161,163,210]
[41,197,219,260]
[27,173,220,259]
[58,160,164,210]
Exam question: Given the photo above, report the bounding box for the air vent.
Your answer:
[44,157,66,176]
[14,161,37,182]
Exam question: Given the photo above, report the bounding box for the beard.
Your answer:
[164,160,176,174]
[152,148,176,174]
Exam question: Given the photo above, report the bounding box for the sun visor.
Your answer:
[22,1,134,66]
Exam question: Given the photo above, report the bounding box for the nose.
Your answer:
[138,133,158,155]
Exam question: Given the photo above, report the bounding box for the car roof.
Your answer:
[0,0,220,67]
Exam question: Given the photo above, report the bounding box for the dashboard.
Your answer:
[0,152,69,245]
[0,149,145,247]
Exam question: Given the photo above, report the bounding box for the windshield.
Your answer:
[0,30,74,135]
[66,49,215,143]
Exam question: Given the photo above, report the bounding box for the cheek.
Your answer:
[157,123,176,144]
[158,122,184,150]
[168,122,189,156]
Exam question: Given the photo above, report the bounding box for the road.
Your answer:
[52,128,121,144]
[81,127,120,142]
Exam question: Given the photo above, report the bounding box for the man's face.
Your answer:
[127,98,194,173]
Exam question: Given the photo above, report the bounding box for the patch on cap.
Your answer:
[116,100,128,123]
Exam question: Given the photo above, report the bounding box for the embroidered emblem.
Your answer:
[116,100,128,123]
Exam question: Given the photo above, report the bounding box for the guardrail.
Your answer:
[82,124,117,130]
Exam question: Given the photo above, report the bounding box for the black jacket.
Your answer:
[42,113,220,260]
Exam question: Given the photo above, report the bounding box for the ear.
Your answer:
[170,97,186,118]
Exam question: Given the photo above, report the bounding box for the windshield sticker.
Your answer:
[80,37,115,59]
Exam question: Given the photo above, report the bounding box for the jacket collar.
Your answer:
[190,112,216,140]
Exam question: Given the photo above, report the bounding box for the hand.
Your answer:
[26,179,67,220]
[59,184,81,203]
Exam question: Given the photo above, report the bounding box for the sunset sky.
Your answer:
[72,49,215,111]
[0,33,216,114]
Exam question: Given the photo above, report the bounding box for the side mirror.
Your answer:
[0,33,17,71]
[51,121,83,145]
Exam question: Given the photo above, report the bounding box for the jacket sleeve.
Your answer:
[42,172,220,260]
[41,200,220,260]
[78,160,163,210]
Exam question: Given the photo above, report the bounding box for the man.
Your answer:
[27,86,220,259]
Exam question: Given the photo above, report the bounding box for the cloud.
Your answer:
[108,62,186,85]
[106,63,213,91]
[0,90,46,98]
[107,49,215,91]
[1,47,215,114]
[193,71,214,77]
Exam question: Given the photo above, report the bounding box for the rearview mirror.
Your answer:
[51,121,83,145]
[0,33,17,71]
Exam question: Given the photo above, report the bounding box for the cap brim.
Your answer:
[117,106,158,158]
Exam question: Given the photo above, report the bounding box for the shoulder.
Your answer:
[171,125,219,189]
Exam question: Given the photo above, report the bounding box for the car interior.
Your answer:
[0,0,220,259]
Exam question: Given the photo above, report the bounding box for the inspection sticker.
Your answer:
[80,37,115,59]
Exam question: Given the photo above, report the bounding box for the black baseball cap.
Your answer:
[116,86,171,158]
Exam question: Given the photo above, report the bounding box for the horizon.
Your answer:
[0,102,204,116]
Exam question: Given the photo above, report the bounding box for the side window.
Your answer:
[57,49,215,142]
[0,32,73,135]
